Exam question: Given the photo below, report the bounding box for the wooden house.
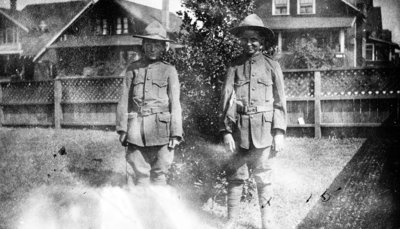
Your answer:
[0,0,180,80]
[255,0,399,69]
[0,0,87,81]
[46,0,181,77]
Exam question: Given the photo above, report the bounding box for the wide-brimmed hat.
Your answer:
[132,21,173,42]
[230,14,274,40]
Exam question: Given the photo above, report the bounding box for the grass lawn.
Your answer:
[0,127,364,229]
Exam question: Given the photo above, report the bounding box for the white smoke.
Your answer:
[16,185,216,229]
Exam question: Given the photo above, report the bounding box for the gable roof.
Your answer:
[0,8,29,32]
[17,1,88,59]
[113,0,181,33]
[0,1,88,59]
[47,0,182,50]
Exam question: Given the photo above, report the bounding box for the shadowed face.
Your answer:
[143,39,166,60]
[239,30,264,56]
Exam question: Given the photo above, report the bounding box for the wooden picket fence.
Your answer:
[1,67,399,138]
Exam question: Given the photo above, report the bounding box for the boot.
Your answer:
[257,184,278,229]
[224,182,243,229]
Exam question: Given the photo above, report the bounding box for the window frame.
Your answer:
[297,0,316,15]
[272,0,290,16]
[365,43,375,61]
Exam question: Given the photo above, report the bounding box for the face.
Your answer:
[143,39,166,60]
[239,30,264,56]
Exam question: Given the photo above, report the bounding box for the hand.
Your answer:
[223,133,236,153]
[168,138,180,149]
[273,133,284,153]
[119,132,128,146]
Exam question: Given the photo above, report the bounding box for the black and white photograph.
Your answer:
[0,0,399,228]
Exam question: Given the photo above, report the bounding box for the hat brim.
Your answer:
[230,26,275,41]
[132,34,174,42]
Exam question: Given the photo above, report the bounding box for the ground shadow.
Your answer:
[297,116,400,229]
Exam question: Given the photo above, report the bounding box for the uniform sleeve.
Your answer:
[116,70,133,134]
[219,65,236,134]
[168,66,183,140]
[271,62,287,133]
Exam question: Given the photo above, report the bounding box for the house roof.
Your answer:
[0,9,29,32]
[113,0,181,33]
[48,0,182,50]
[17,1,88,58]
[49,35,142,48]
[264,17,356,30]
[368,37,400,49]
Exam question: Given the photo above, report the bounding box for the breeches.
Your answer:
[126,144,174,185]
[226,146,274,185]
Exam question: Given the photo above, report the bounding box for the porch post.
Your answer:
[277,32,282,53]
[54,78,62,129]
[339,29,345,53]
[314,71,322,138]
[0,83,3,127]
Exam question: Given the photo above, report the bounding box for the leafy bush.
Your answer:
[287,36,340,69]
[163,0,258,204]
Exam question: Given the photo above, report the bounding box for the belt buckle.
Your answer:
[140,107,152,116]
[246,106,257,113]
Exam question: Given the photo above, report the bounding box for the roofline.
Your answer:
[351,16,357,27]
[341,0,362,14]
[369,36,400,49]
[0,9,29,32]
[32,0,96,62]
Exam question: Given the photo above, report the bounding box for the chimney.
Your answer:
[10,0,17,12]
[161,0,169,30]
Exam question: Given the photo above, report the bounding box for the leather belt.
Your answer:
[136,106,169,116]
[237,105,273,114]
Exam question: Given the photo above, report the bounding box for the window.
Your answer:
[298,0,315,14]
[0,28,18,44]
[116,18,122,35]
[102,19,108,35]
[365,44,374,61]
[95,19,102,35]
[123,17,129,34]
[115,17,129,35]
[273,0,289,15]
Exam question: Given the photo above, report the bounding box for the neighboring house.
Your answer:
[0,0,88,81]
[46,0,181,77]
[0,0,180,80]
[364,7,400,66]
[255,0,399,69]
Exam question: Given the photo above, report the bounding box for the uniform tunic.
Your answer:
[116,58,183,146]
[219,52,287,149]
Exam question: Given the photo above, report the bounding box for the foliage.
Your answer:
[169,0,255,138]
[162,0,257,204]
[286,36,339,69]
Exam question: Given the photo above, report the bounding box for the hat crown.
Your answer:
[238,14,265,28]
[143,21,167,39]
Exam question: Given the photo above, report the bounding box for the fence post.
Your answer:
[54,78,62,129]
[314,71,322,138]
[0,83,3,127]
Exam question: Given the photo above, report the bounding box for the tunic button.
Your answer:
[147,78,151,80]
[251,60,255,64]
[252,87,255,91]
[145,89,149,92]
[251,74,255,77]
[250,101,254,105]
[250,115,253,119]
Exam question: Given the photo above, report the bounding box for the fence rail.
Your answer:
[1,67,399,138]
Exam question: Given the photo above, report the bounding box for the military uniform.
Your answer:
[219,14,287,229]
[116,21,182,186]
